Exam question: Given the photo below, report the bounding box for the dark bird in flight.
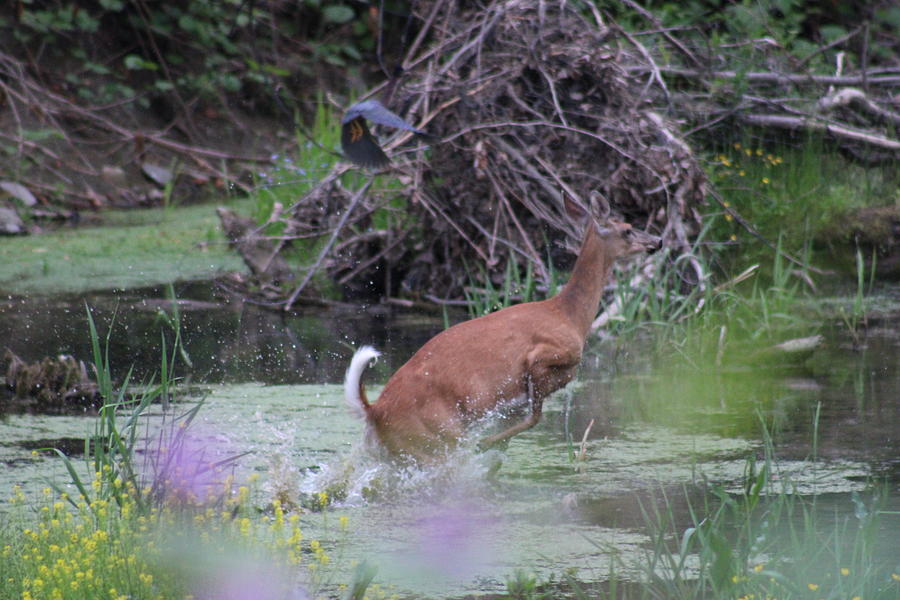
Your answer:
[341,99,432,168]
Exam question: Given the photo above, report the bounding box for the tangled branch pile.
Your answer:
[275,0,707,307]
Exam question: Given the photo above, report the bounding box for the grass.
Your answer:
[836,247,878,347]
[0,198,252,295]
[0,307,382,600]
[706,136,897,263]
[501,416,899,600]
[463,255,549,319]
[624,416,898,600]
[1,475,352,600]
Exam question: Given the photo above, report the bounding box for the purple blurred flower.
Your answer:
[195,564,308,600]
[146,423,236,504]
[406,498,498,579]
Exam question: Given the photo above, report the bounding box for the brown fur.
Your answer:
[347,205,661,462]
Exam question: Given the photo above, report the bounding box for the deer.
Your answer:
[344,197,662,463]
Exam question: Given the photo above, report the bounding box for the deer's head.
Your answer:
[566,194,662,259]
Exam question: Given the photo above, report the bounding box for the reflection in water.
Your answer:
[1,283,898,597]
[0,282,454,386]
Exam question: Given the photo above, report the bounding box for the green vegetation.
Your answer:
[0,199,252,295]
[463,257,546,319]
[2,290,896,599]
[1,2,373,108]
[609,0,900,73]
[501,418,900,600]
[706,138,897,263]
[0,309,379,600]
[1,472,359,600]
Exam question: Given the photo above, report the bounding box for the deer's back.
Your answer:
[372,299,582,420]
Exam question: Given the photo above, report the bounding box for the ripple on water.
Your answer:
[1,381,882,597]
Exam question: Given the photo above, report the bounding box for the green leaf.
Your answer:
[21,128,64,142]
[322,5,354,24]
[124,54,158,71]
[819,25,847,44]
[220,74,241,92]
[178,14,199,33]
[342,44,361,61]
[263,63,291,77]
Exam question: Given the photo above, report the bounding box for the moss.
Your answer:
[0,200,253,295]
[818,204,900,278]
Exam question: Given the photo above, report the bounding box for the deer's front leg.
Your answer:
[476,374,543,451]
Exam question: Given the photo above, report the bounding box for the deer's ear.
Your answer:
[590,191,611,220]
[564,196,588,223]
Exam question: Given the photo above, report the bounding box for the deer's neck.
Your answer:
[555,227,616,337]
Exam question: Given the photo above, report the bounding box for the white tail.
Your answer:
[345,198,661,462]
[344,345,380,420]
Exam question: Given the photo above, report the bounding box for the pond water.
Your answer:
[1,283,898,597]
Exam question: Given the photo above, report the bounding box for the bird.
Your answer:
[340,99,432,168]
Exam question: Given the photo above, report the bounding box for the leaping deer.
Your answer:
[345,198,661,462]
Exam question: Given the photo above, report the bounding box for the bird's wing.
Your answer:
[343,99,426,134]
[341,116,390,168]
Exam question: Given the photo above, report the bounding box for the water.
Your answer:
[0,282,447,385]
[2,283,898,597]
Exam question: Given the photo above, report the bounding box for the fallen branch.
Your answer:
[625,66,900,87]
[817,87,900,127]
[741,113,900,151]
[282,178,374,311]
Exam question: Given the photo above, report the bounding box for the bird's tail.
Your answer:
[344,346,381,420]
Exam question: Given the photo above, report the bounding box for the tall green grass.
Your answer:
[1,307,379,600]
[629,417,898,600]
[463,255,547,318]
[707,137,896,262]
[502,414,899,600]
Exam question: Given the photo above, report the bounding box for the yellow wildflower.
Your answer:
[239,517,252,538]
[807,583,819,591]
[841,567,849,576]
